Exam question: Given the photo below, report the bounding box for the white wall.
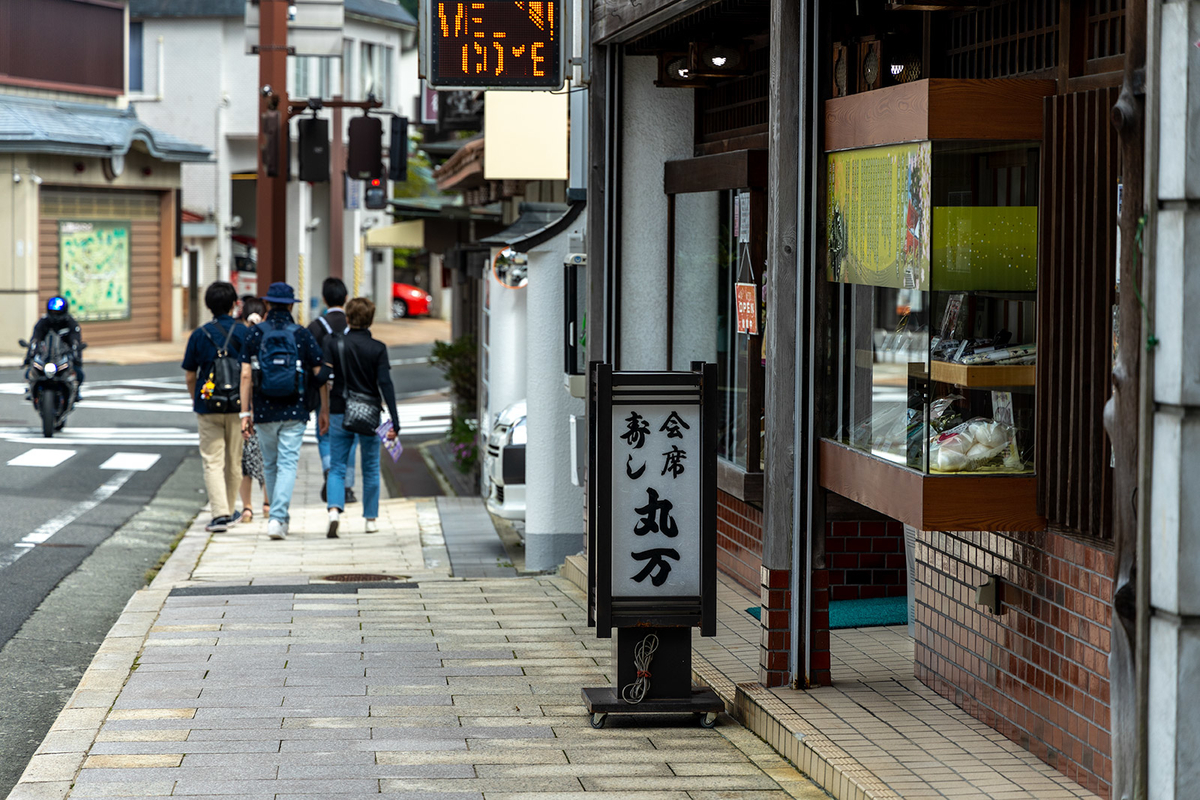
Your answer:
[618,55,693,370]
[524,226,586,570]
[671,191,720,369]
[484,258,528,435]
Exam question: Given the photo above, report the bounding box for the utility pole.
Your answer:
[256,0,290,292]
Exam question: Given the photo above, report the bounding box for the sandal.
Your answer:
[240,509,254,524]
[263,504,270,518]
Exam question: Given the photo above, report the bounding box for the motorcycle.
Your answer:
[18,333,85,438]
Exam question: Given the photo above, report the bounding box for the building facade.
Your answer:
[129,0,418,324]
[0,0,208,352]
[583,1,1146,797]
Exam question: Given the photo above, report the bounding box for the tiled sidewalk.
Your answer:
[685,573,1102,800]
[7,443,828,800]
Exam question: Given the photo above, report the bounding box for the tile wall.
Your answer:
[914,527,1114,799]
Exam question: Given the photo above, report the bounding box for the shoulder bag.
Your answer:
[336,335,382,436]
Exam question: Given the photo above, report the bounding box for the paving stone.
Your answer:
[169,778,380,794]
[83,755,183,769]
[580,775,783,791]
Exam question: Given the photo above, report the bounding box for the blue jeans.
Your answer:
[257,419,306,524]
[316,399,356,487]
[326,414,381,519]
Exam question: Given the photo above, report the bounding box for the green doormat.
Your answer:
[829,596,908,629]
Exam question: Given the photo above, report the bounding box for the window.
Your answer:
[360,43,392,105]
[664,150,768,491]
[342,38,354,98]
[129,21,144,93]
[318,57,334,99]
[291,56,311,99]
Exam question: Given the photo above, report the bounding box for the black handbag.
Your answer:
[336,336,382,436]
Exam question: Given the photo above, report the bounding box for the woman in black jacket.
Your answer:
[322,297,399,537]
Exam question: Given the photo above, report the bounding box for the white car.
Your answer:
[485,400,526,520]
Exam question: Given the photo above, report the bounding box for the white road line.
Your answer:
[7,448,77,468]
[0,470,135,571]
[100,452,162,471]
[389,357,433,367]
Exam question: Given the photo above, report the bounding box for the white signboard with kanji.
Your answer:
[610,402,702,597]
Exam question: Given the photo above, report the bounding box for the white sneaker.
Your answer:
[327,509,340,539]
[365,519,378,534]
[267,519,287,540]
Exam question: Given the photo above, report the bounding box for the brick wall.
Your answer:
[826,520,908,601]
[914,528,1114,799]
[717,490,763,592]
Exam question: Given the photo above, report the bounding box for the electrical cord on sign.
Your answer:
[620,634,658,704]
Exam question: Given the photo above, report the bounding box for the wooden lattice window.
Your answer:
[945,0,1060,79]
[694,46,769,152]
[1086,0,1126,73]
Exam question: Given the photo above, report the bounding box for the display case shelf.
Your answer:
[819,440,1045,532]
[909,361,1037,387]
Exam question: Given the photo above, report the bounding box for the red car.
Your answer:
[392,282,432,318]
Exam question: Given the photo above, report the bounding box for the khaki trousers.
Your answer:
[197,413,244,519]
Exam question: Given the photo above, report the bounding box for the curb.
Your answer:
[5,516,212,800]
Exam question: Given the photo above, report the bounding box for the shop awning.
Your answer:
[478,201,584,251]
[363,220,424,249]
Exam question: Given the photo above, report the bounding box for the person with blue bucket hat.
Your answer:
[238,282,329,539]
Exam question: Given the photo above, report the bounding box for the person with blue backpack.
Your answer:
[238,282,330,540]
[182,282,250,533]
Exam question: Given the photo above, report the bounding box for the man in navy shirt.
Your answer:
[182,281,249,533]
[239,282,329,540]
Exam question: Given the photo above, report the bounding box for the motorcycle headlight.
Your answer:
[44,362,57,376]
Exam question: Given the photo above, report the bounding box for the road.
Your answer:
[0,342,450,795]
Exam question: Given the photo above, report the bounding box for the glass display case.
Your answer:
[826,139,1039,477]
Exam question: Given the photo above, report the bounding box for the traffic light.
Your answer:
[389,116,408,183]
[347,115,383,179]
[297,117,330,183]
[364,177,388,210]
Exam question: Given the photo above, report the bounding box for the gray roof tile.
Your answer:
[0,95,211,162]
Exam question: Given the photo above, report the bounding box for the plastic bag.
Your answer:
[929,417,1016,472]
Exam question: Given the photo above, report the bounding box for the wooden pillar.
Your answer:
[256,0,289,292]
[1104,0,1147,795]
[759,0,801,688]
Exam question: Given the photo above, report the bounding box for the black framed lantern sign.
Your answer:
[583,361,722,729]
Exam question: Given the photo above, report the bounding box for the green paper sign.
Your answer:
[58,221,132,322]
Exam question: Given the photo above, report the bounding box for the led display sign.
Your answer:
[425,0,565,89]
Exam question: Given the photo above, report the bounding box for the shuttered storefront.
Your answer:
[39,188,165,347]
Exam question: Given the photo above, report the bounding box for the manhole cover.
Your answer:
[322,573,404,582]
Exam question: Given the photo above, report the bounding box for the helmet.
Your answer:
[47,296,67,315]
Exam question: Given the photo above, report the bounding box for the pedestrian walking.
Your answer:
[322,297,399,538]
[182,281,248,533]
[239,282,329,540]
[236,296,269,524]
[306,277,357,505]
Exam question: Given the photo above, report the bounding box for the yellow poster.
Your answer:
[827,142,931,291]
[59,221,131,322]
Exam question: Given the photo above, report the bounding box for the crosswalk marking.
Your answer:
[6,448,77,468]
[100,452,161,472]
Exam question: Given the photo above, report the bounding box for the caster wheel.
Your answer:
[589,712,607,729]
[699,712,718,728]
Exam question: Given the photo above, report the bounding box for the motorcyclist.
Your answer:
[26,296,85,399]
